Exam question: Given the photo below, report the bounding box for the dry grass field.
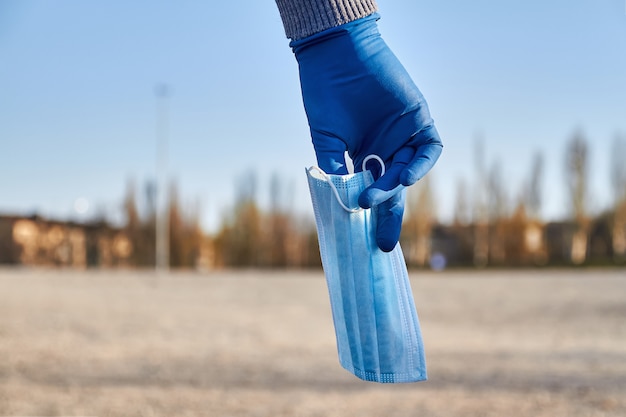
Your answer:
[0,268,624,417]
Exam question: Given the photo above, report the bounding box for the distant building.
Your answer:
[0,215,132,268]
[425,212,549,269]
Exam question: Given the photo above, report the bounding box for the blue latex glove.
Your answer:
[291,13,443,252]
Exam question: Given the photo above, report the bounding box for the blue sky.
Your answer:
[1,0,625,231]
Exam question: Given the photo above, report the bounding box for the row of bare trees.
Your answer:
[120,173,321,269]
[212,171,321,268]
[119,129,625,269]
[437,130,626,266]
[122,180,204,268]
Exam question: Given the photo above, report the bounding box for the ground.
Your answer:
[0,268,624,417]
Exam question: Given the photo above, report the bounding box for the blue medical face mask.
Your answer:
[306,156,427,383]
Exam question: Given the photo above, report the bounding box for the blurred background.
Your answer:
[1,3,625,416]
[1,0,626,270]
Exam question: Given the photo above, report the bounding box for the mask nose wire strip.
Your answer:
[309,154,386,214]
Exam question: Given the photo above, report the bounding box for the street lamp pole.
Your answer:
[155,83,170,273]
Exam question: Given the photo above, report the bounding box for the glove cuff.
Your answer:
[275,0,378,41]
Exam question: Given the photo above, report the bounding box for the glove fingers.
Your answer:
[400,126,444,186]
[358,147,413,209]
[312,131,349,175]
[375,188,406,252]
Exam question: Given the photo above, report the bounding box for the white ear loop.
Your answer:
[361,154,386,177]
[309,154,386,213]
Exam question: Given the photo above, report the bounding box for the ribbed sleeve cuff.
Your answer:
[275,0,378,41]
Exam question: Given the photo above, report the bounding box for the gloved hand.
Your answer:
[290,13,443,252]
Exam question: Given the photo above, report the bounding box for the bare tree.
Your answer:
[123,179,140,231]
[120,179,161,267]
[453,177,470,226]
[526,151,544,220]
[487,160,509,264]
[168,182,202,268]
[403,175,435,268]
[611,133,626,202]
[473,136,489,267]
[487,160,509,221]
[564,129,590,264]
[565,130,589,221]
[214,170,262,267]
[266,172,295,267]
[610,133,626,262]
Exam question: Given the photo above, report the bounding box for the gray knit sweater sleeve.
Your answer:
[275,0,378,41]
